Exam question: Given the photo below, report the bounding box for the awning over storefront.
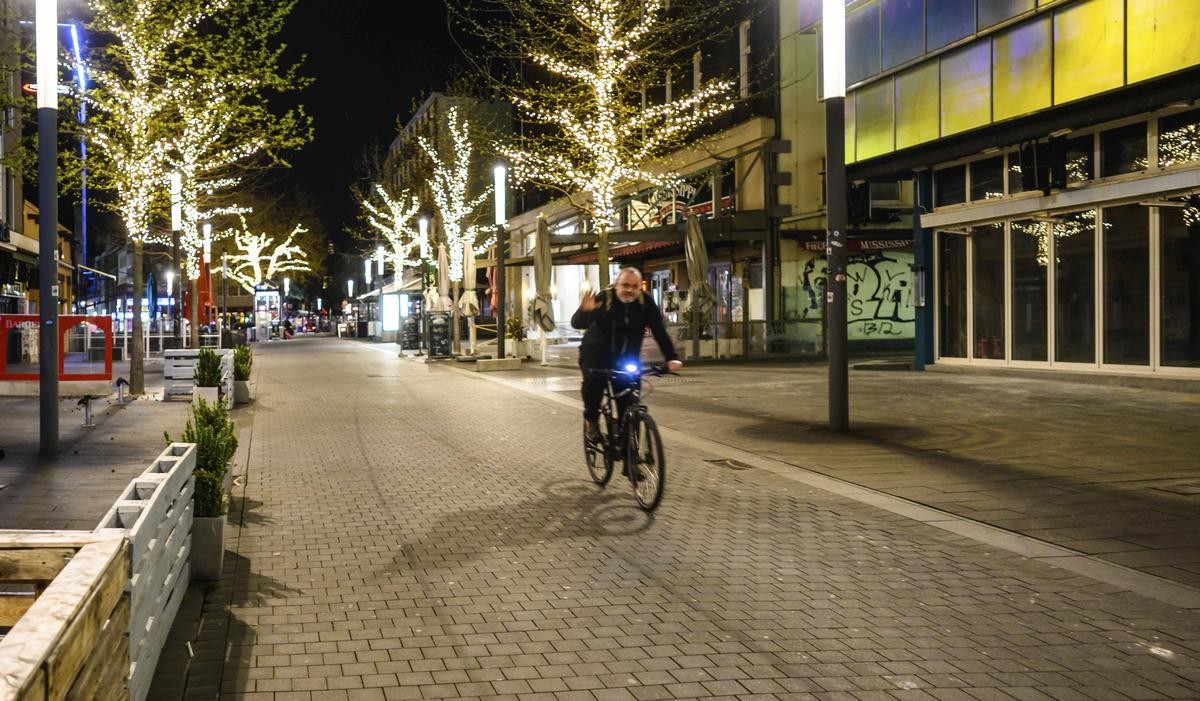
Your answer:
[565,240,681,265]
[380,276,422,294]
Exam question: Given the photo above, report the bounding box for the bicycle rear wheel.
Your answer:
[584,419,613,485]
[626,411,665,511]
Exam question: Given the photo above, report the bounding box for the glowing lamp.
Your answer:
[493,164,507,225]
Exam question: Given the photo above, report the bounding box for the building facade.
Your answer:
[786,0,1200,377]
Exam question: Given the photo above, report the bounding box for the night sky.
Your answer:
[281,1,460,246]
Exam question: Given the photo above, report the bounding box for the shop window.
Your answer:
[1007,153,1024,195]
[969,157,1004,201]
[1158,109,1200,168]
[1100,122,1148,177]
[992,16,1051,122]
[926,0,974,51]
[1102,205,1149,365]
[1011,220,1049,360]
[855,79,895,160]
[1053,0,1124,105]
[847,2,882,85]
[938,232,968,357]
[1127,0,1200,84]
[934,165,966,207]
[895,62,939,149]
[881,0,924,70]
[1054,210,1096,363]
[972,223,1005,359]
[1063,134,1095,184]
[940,41,991,136]
[1160,200,1200,367]
[977,0,1033,29]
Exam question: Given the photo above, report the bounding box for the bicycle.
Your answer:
[583,363,672,511]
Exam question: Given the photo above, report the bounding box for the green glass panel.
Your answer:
[940,41,991,136]
[1128,0,1200,83]
[1053,0,1123,104]
[993,16,1051,121]
[895,62,940,149]
[856,79,895,160]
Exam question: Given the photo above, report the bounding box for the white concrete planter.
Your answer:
[233,380,251,405]
[191,516,225,581]
[193,385,220,406]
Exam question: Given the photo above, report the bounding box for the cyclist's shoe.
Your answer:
[585,420,603,444]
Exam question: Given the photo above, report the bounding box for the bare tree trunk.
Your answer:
[130,239,145,395]
[452,281,461,354]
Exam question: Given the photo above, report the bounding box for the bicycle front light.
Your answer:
[623,362,639,373]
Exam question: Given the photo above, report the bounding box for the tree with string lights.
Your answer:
[450,0,747,284]
[221,214,313,294]
[360,184,427,272]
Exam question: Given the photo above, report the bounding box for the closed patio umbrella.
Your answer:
[531,217,555,365]
[684,214,716,359]
[458,242,480,353]
[436,243,452,312]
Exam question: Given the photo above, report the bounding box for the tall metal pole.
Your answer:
[37,0,59,456]
[494,164,507,359]
[221,251,228,344]
[823,0,849,432]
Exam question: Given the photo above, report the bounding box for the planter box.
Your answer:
[233,379,250,405]
[193,385,219,406]
[191,516,225,581]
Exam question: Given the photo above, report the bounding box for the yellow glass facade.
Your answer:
[856,79,895,161]
[1127,0,1200,83]
[1053,0,1123,104]
[940,42,991,136]
[993,16,1051,121]
[895,62,939,150]
[840,0,1200,163]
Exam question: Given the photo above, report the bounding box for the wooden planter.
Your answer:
[0,534,131,700]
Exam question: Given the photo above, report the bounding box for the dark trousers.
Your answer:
[580,351,633,423]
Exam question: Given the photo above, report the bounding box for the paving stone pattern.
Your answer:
[179,338,1200,700]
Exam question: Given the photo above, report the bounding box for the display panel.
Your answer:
[1053,0,1123,104]
[993,16,1051,121]
[940,41,991,135]
[895,62,939,149]
[926,0,975,51]
[977,0,1034,29]
[1127,0,1200,84]
[882,0,925,69]
[856,78,895,160]
[847,2,882,85]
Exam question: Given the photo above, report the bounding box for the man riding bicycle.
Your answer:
[571,267,683,442]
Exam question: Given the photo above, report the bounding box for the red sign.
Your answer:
[0,315,113,382]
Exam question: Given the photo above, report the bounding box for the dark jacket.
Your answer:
[571,288,678,365]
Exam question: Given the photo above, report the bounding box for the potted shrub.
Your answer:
[193,348,222,406]
[505,316,528,358]
[232,344,252,404]
[166,398,238,580]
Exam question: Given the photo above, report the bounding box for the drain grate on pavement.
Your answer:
[705,458,755,471]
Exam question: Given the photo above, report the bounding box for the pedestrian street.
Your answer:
[188,337,1200,701]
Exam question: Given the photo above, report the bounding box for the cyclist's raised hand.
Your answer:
[579,292,597,312]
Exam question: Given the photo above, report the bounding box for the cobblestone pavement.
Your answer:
[181,337,1199,701]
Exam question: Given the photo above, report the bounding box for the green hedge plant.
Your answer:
[165,398,238,517]
[233,344,252,382]
[195,348,222,387]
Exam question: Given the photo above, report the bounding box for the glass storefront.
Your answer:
[938,232,967,358]
[1102,205,1150,365]
[1054,211,1096,363]
[936,204,1199,374]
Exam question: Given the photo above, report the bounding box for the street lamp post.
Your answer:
[493,164,507,359]
[823,0,849,432]
[168,172,182,346]
[36,0,58,455]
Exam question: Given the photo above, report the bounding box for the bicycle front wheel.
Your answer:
[626,411,665,511]
[584,419,613,485]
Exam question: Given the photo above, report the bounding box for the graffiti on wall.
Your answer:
[796,249,915,341]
